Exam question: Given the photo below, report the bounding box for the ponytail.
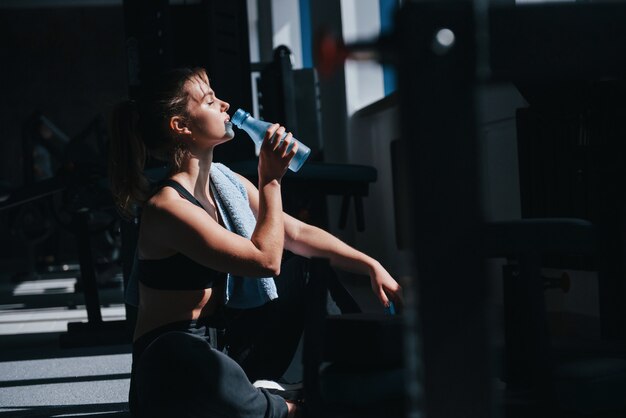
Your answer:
[108,100,150,220]
[108,67,210,219]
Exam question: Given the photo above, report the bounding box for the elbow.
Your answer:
[242,262,280,278]
[249,254,281,277]
[255,266,280,278]
[262,260,281,277]
[252,242,283,277]
[257,252,281,277]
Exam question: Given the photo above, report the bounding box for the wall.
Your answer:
[343,98,414,278]
[271,0,303,69]
[341,0,385,117]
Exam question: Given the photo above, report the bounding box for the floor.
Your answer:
[0,265,132,417]
[0,259,382,418]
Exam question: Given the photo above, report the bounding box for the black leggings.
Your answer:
[130,319,288,418]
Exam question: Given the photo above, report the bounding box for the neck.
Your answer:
[175,147,215,200]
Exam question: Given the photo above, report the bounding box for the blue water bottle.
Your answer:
[231,108,311,172]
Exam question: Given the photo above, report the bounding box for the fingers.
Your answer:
[376,286,390,308]
[261,124,281,150]
[377,284,404,313]
[278,133,299,159]
[276,131,292,155]
[262,125,295,155]
[263,125,297,160]
[390,287,404,312]
[287,138,299,158]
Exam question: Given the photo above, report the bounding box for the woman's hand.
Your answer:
[258,124,298,185]
[369,262,404,312]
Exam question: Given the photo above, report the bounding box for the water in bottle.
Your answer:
[231,108,311,172]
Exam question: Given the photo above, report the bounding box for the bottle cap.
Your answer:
[231,109,249,128]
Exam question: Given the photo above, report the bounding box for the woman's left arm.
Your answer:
[284,215,403,308]
[236,173,403,309]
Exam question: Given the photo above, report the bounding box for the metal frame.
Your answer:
[393,2,626,417]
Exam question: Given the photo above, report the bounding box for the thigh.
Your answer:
[135,331,288,418]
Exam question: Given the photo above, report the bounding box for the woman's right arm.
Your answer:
[247,123,297,275]
[140,124,297,278]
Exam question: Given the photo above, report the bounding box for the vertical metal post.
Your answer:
[309,0,348,163]
[397,2,493,417]
[257,0,274,63]
[21,119,34,187]
[75,209,103,325]
[517,253,555,407]
[303,258,330,418]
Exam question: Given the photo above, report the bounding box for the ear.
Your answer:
[170,116,192,137]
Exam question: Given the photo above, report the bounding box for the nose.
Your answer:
[221,99,230,112]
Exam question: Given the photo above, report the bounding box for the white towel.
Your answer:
[210,163,278,309]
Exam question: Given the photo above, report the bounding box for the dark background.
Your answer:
[0,6,128,188]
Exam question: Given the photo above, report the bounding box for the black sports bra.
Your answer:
[137,179,226,291]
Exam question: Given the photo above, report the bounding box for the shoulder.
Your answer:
[143,185,204,224]
[145,184,182,210]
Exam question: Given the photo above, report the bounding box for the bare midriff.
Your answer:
[133,280,225,342]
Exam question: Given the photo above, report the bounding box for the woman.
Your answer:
[109,67,402,418]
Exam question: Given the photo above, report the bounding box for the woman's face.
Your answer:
[183,77,234,147]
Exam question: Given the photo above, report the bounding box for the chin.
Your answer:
[223,128,235,141]
[214,134,234,147]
